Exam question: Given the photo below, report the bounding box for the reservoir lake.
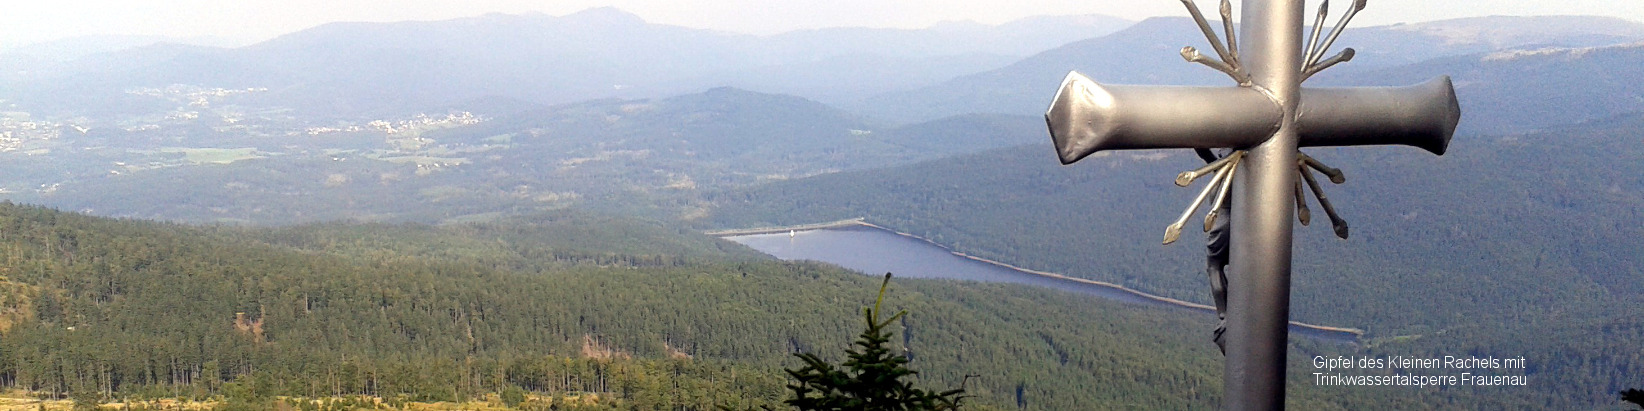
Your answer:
[723,224,1359,343]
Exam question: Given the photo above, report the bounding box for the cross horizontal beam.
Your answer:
[1297,76,1460,155]
[1046,72,1461,164]
[1045,72,1281,163]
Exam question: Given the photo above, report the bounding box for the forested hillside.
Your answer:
[0,201,1624,409]
[0,203,1339,409]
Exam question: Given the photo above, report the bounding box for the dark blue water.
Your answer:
[724,224,1358,343]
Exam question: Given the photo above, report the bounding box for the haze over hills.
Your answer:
[3,13,1642,226]
[0,87,1039,224]
[1313,41,1644,134]
[1374,15,1644,52]
[0,7,1642,409]
[856,15,1644,130]
[0,34,245,79]
[0,8,1129,118]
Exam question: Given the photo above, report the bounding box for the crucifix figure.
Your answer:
[1044,0,1460,409]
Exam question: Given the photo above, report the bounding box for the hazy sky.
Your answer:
[5,0,1642,48]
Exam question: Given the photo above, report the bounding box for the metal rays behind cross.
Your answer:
[1043,0,1460,410]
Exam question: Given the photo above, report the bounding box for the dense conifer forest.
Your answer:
[0,202,1249,409]
[0,179,1636,408]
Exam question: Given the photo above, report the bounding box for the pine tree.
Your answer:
[782,273,966,410]
[1622,388,1644,410]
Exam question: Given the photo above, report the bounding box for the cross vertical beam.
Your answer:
[1044,0,1459,409]
[1226,1,1301,409]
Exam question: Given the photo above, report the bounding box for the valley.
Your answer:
[0,7,1641,410]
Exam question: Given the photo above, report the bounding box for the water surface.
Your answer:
[724,224,1358,343]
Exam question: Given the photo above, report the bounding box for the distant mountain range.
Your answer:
[0,34,244,75]
[0,8,1129,118]
[1314,41,1644,135]
[10,12,1640,136]
[3,11,1642,225]
[854,15,1644,133]
[7,86,1042,224]
[429,86,1039,166]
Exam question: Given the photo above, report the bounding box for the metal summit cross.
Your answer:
[1044,0,1459,409]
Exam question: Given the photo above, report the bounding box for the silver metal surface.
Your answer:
[1223,2,1301,408]
[1178,152,1241,187]
[1294,179,1311,225]
[1166,157,1237,245]
[1047,73,1461,164]
[1301,48,1354,81]
[1304,1,1329,66]
[1297,77,1462,155]
[1204,153,1244,231]
[1183,0,1240,69]
[1221,0,1240,60]
[1298,152,1345,184]
[1306,0,1365,67]
[1041,0,1460,409]
[1046,72,1281,164]
[1300,164,1350,238]
[1184,47,1248,82]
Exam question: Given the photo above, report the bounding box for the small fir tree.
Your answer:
[782,272,966,410]
[1622,388,1644,410]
